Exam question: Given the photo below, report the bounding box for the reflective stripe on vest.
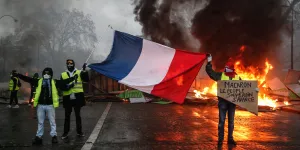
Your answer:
[221,73,240,80]
[61,70,83,96]
[34,79,59,108]
[9,77,19,91]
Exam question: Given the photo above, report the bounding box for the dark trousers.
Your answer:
[29,90,34,104]
[63,104,82,134]
[9,90,18,105]
[218,99,236,141]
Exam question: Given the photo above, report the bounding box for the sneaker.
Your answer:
[77,133,85,137]
[13,105,19,108]
[32,136,43,145]
[227,139,237,145]
[61,133,68,140]
[52,136,58,143]
[7,105,11,108]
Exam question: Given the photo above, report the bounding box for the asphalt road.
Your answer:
[0,102,300,150]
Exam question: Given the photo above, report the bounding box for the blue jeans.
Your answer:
[218,98,236,141]
[36,105,57,137]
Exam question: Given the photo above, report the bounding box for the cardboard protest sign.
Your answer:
[217,80,258,115]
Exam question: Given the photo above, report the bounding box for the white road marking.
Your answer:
[81,102,112,150]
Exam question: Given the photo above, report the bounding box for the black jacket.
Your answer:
[205,62,223,82]
[18,74,75,105]
[60,70,89,108]
[205,62,242,81]
[30,78,38,91]
[205,62,241,102]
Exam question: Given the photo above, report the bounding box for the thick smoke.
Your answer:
[133,0,204,51]
[133,0,286,70]
[0,0,96,80]
[0,0,72,75]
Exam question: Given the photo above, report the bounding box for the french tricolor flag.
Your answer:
[89,31,207,104]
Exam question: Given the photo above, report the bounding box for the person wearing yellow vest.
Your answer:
[16,67,77,145]
[7,70,21,108]
[60,59,89,140]
[206,54,259,146]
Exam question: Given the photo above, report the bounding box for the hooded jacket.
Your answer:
[17,68,75,105]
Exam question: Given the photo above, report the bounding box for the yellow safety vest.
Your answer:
[34,79,59,108]
[221,73,240,80]
[61,70,83,96]
[9,77,19,91]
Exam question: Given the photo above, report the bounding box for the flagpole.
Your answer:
[85,48,96,64]
[85,25,114,66]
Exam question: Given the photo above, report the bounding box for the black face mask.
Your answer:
[67,64,75,72]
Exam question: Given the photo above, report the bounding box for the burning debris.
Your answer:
[192,56,293,110]
[133,0,297,111]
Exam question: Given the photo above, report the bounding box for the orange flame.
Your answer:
[240,45,246,52]
[284,101,289,105]
[194,46,284,108]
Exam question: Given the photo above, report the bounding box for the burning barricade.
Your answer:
[190,58,294,112]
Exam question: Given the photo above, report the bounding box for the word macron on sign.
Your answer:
[217,80,258,115]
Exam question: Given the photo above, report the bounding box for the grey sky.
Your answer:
[0,0,299,71]
[0,0,142,62]
[71,0,142,61]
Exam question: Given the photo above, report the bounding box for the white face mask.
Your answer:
[43,74,51,79]
[225,68,233,72]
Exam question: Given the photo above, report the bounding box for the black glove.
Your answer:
[82,63,87,71]
[73,74,78,80]
[67,82,75,89]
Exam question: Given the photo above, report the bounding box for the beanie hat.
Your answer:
[42,67,53,76]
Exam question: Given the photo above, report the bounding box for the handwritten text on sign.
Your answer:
[217,80,258,115]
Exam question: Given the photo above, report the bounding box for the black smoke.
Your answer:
[133,0,285,70]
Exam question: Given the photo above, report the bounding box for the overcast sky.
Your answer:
[71,0,142,61]
[0,0,142,62]
[1,0,299,70]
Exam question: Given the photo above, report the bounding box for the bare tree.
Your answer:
[15,8,98,67]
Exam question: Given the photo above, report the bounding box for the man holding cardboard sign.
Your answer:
[205,54,259,146]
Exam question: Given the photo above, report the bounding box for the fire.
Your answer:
[194,57,279,108]
[193,88,209,99]
[284,101,289,105]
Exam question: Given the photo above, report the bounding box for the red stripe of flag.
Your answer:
[151,50,207,104]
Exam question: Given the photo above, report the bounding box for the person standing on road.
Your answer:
[7,70,21,108]
[28,73,39,107]
[16,67,77,145]
[205,54,259,146]
[61,59,89,140]
[205,54,240,146]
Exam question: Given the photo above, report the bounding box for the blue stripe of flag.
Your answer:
[88,31,143,81]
